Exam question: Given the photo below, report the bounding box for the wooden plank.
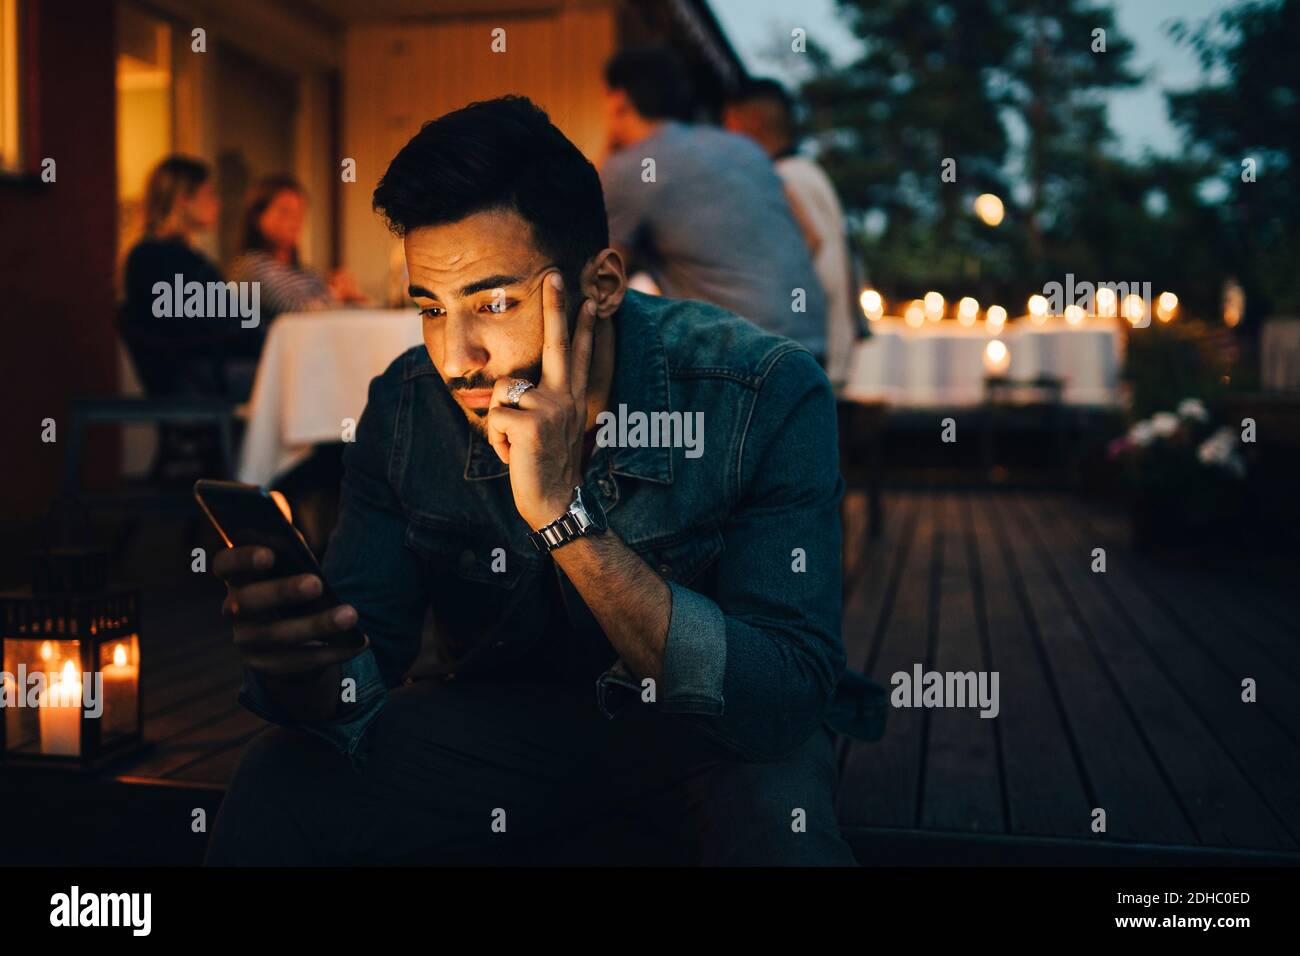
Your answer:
[919,493,1004,832]
[838,489,939,828]
[123,706,265,780]
[1076,516,1300,705]
[1070,498,1300,738]
[836,491,915,811]
[144,643,242,718]
[967,494,1092,837]
[1016,494,1296,850]
[172,729,261,786]
[989,493,1195,843]
[1056,498,1300,840]
[842,491,915,674]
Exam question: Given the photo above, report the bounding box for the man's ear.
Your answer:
[581,248,627,318]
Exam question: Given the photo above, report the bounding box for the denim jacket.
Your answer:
[238,289,887,765]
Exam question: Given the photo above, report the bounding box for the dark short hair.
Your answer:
[372,96,608,292]
[728,78,796,141]
[604,47,693,121]
[241,173,307,266]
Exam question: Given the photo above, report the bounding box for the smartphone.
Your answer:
[193,479,366,650]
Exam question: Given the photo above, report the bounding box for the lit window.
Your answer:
[0,0,22,173]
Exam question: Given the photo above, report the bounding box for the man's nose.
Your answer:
[439,313,487,380]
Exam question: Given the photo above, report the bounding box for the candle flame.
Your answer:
[40,640,53,661]
[61,659,77,683]
[114,644,127,667]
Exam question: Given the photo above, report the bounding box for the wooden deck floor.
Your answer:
[837,489,1300,856]
[110,489,1300,858]
[112,578,263,790]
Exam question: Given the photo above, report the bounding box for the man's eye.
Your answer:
[483,299,515,314]
[419,306,444,319]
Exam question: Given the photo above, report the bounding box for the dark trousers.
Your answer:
[204,671,857,866]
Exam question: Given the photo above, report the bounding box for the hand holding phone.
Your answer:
[195,481,368,684]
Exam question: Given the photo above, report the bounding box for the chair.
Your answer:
[56,307,249,550]
[980,374,1067,483]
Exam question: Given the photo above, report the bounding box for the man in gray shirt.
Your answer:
[601,48,827,359]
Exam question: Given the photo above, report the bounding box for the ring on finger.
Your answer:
[504,378,535,407]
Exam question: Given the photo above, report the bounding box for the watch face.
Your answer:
[577,486,608,533]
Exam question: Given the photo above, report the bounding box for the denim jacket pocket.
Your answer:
[404,514,534,591]
[404,513,543,668]
[627,523,725,587]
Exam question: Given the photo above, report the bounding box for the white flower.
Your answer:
[1198,428,1246,477]
[1177,398,1209,422]
[1128,420,1156,446]
[1150,412,1180,438]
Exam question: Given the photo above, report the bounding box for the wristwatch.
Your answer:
[528,485,608,553]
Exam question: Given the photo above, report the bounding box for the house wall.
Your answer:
[0,0,118,530]
[340,3,617,305]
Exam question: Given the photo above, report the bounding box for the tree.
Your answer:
[1167,0,1300,322]
[800,0,1018,299]
[797,0,1140,305]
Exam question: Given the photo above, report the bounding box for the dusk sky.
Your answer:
[711,0,1236,159]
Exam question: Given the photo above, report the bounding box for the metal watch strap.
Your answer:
[528,488,593,552]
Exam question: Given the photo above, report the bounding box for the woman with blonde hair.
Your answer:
[121,155,258,398]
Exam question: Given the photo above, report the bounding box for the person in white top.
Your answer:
[724,79,860,387]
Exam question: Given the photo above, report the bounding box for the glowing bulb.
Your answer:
[859,289,884,321]
[1064,304,1085,325]
[1122,293,1146,325]
[1096,287,1117,318]
[1027,294,1049,319]
[1156,291,1178,323]
[983,339,1011,375]
[974,193,1005,227]
[957,297,979,326]
[904,301,926,328]
[923,291,944,321]
[986,305,1007,331]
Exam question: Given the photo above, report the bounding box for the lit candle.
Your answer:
[1096,287,1117,318]
[957,297,979,326]
[1027,294,1049,325]
[1156,291,1178,323]
[39,659,82,756]
[904,300,926,328]
[859,289,884,322]
[1122,293,1146,326]
[984,339,1011,375]
[101,641,139,739]
[924,291,945,322]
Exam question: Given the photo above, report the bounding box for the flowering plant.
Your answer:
[1108,398,1245,476]
[1107,398,1247,549]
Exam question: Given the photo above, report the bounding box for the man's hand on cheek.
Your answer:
[486,271,598,531]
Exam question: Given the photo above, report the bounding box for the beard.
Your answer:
[447,356,544,433]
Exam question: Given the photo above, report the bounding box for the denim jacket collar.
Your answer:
[460,290,674,486]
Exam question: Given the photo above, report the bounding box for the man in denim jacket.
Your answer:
[205,96,882,867]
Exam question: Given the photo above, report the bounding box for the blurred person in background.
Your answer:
[601,47,828,363]
[229,174,369,323]
[724,79,861,388]
[122,155,261,399]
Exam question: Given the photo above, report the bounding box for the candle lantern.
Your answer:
[0,548,145,769]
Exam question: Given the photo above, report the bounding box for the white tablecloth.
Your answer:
[843,318,1124,406]
[238,310,423,485]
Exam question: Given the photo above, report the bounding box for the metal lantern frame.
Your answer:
[0,587,146,769]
